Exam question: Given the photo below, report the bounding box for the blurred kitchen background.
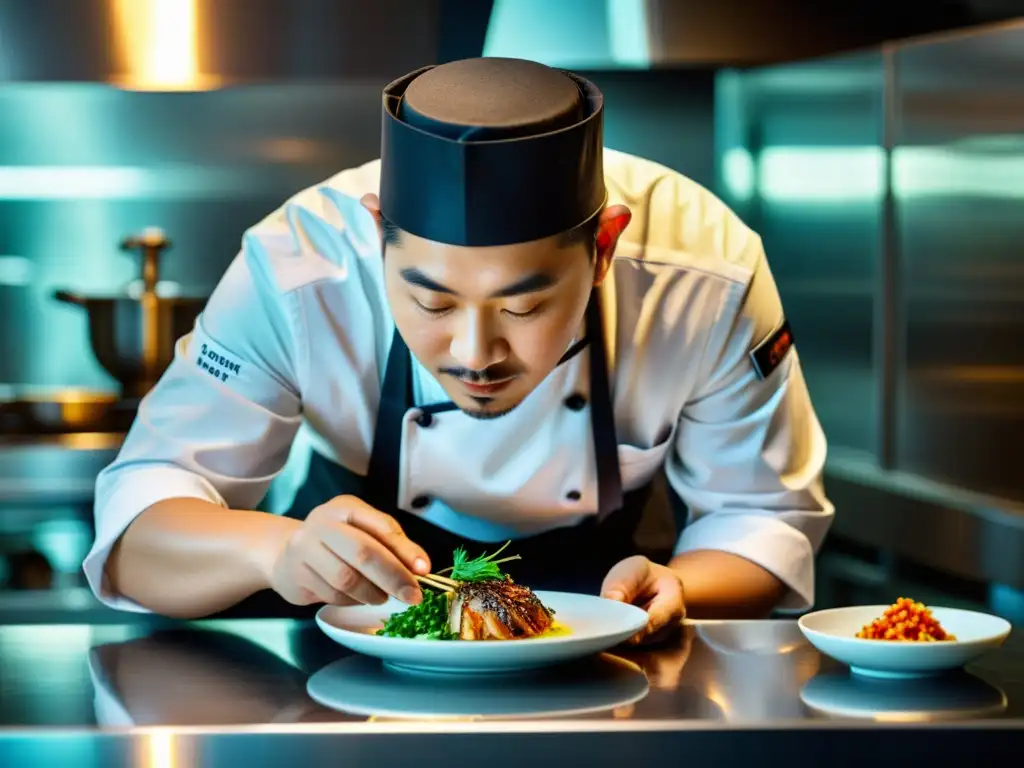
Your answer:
[1,0,1022,624]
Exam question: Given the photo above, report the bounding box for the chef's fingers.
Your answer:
[600,555,650,604]
[317,521,423,604]
[304,539,390,605]
[322,496,431,575]
[296,563,363,607]
[642,570,686,640]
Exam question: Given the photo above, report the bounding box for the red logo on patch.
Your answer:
[751,320,794,379]
[769,329,792,366]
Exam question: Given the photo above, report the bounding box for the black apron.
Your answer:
[209,290,655,620]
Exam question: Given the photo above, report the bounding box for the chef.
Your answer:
[84,57,834,642]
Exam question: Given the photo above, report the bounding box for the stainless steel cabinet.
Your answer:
[716,20,1024,504]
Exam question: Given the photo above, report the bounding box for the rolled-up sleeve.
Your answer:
[82,241,304,612]
[667,245,834,612]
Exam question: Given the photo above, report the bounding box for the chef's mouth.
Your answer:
[439,366,519,396]
[458,378,515,396]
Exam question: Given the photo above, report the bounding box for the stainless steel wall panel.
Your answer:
[893,23,1024,500]
[717,20,1024,503]
[716,53,886,457]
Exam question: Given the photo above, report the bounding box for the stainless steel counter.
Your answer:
[0,617,1019,766]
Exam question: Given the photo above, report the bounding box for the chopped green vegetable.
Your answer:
[376,588,454,640]
[445,540,522,582]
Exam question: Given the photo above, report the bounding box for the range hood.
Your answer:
[0,0,493,88]
[483,0,1024,69]
[1,0,1019,86]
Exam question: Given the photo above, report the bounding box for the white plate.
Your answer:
[798,605,1011,679]
[315,590,649,675]
[800,670,1007,721]
[306,652,649,719]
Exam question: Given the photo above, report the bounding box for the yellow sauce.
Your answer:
[533,620,572,639]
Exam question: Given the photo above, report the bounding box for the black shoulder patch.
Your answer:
[750,319,794,380]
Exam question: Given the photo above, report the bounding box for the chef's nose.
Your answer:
[450,308,505,371]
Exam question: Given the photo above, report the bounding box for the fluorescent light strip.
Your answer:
[722,146,1024,203]
[0,166,148,199]
[0,165,262,200]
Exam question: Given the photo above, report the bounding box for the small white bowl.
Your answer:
[798,605,1012,679]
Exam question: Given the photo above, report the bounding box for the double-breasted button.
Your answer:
[564,393,587,411]
[411,495,431,509]
[415,411,433,428]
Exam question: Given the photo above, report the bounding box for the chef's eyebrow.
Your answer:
[400,268,556,298]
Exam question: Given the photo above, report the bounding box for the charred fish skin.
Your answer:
[447,576,554,641]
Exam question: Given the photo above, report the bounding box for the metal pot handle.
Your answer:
[53,289,86,306]
[121,227,171,293]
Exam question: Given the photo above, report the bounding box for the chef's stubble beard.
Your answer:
[451,389,521,420]
[461,402,518,420]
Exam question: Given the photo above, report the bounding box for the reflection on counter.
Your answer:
[801,671,1007,722]
[89,628,327,727]
[0,617,1018,732]
[307,653,649,721]
[618,621,822,722]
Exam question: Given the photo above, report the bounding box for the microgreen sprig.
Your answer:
[439,540,521,582]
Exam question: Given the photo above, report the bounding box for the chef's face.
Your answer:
[362,195,631,419]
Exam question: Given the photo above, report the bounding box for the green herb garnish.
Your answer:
[443,540,522,582]
[376,589,454,639]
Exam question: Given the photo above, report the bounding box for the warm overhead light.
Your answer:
[109,0,219,91]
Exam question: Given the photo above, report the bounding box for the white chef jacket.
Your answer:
[83,148,834,614]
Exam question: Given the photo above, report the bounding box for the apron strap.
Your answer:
[364,327,413,511]
[586,288,625,521]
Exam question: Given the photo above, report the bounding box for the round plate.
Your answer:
[798,605,1011,678]
[307,652,649,719]
[315,591,649,675]
[800,670,1007,721]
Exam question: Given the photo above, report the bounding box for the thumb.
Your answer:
[601,555,650,604]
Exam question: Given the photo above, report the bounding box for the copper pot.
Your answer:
[53,229,208,398]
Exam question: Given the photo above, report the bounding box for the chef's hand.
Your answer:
[269,496,431,608]
[601,555,686,645]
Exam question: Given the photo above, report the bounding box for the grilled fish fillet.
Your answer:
[448,577,554,640]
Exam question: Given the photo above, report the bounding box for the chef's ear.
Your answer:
[360,193,383,239]
[594,205,631,285]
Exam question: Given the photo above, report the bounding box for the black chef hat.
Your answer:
[379,57,607,248]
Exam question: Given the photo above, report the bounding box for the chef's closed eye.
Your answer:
[502,300,545,318]
[411,294,453,316]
